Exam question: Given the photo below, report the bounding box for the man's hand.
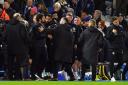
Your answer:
[29,58,32,65]
[38,26,44,32]
[48,34,53,39]
[112,29,117,33]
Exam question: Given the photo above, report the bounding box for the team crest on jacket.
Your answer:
[71,27,76,32]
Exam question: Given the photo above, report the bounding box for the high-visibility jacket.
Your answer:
[0,9,10,21]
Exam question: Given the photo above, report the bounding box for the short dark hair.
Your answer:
[81,9,88,15]
[111,16,118,22]
[36,13,44,22]
[46,14,52,18]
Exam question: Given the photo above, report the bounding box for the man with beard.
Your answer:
[30,13,48,80]
[44,14,58,80]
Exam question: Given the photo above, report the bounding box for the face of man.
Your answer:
[45,16,52,23]
[88,20,95,27]
[33,15,37,24]
[54,2,61,12]
[4,1,10,9]
[74,17,81,26]
[66,12,73,23]
[82,21,89,27]
[118,16,123,22]
[27,0,33,7]
[93,10,101,19]
[72,0,77,4]
[113,19,120,26]
[41,16,46,23]
[81,12,87,20]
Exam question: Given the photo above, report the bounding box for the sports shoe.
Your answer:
[111,77,116,82]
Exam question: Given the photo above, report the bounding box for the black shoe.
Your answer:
[69,77,75,81]
[49,78,58,81]
[43,76,51,80]
[78,78,84,81]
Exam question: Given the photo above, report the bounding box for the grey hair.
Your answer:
[13,13,22,21]
[59,17,68,24]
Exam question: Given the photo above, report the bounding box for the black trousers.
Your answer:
[45,43,54,74]
[31,46,48,79]
[7,54,29,80]
[81,63,97,81]
[53,61,74,80]
[109,49,123,78]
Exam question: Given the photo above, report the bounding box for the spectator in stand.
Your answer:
[24,0,37,21]
[13,0,26,13]
[0,0,4,5]
[80,9,89,20]
[0,1,15,22]
[98,20,107,36]
[29,6,38,27]
[4,1,15,18]
[37,2,48,15]
[76,0,95,16]
[97,20,108,62]
[94,0,106,15]
[118,13,128,31]
[52,2,63,22]
[82,15,91,30]
[93,10,105,26]
[65,11,74,24]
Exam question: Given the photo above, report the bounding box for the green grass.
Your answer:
[0,81,128,85]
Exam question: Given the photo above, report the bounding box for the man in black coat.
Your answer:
[6,13,30,80]
[72,17,83,60]
[53,17,75,80]
[106,17,125,81]
[118,14,128,31]
[30,13,48,80]
[45,14,58,79]
[77,19,104,81]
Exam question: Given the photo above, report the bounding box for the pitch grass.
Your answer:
[0,81,128,85]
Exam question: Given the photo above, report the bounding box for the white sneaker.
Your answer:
[111,77,116,82]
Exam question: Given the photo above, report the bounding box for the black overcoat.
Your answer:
[6,19,30,56]
[78,27,104,64]
[53,24,74,63]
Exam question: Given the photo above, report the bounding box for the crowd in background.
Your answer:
[0,0,128,81]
